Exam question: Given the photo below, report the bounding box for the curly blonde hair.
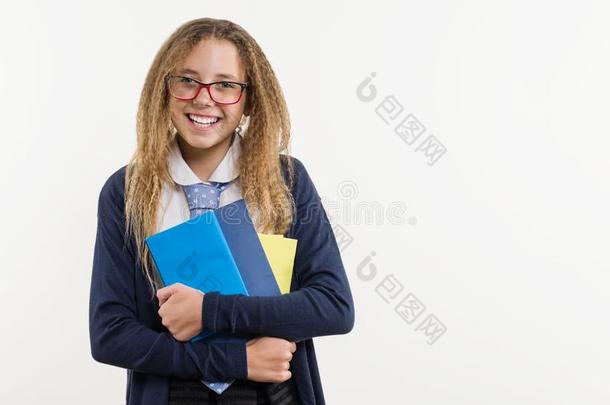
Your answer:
[124,18,295,299]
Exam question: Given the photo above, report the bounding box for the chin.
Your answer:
[179,129,230,150]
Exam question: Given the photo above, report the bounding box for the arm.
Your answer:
[202,158,355,342]
[89,168,247,381]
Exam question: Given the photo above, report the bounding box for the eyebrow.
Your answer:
[177,68,239,81]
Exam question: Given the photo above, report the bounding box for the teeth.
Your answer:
[188,114,219,124]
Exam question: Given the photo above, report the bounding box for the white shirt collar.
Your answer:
[168,133,241,185]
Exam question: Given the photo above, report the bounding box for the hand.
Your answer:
[246,337,297,383]
[157,282,204,342]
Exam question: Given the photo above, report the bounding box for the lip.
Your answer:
[185,113,222,132]
[186,112,220,119]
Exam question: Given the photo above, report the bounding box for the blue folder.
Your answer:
[144,204,249,342]
[216,199,280,297]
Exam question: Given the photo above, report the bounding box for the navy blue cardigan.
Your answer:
[89,155,355,405]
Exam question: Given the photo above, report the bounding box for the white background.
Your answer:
[1,1,609,403]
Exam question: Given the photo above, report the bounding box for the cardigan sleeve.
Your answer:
[88,167,247,381]
[202,157,356,342]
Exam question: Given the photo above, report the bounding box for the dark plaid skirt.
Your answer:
[169,376,300,405]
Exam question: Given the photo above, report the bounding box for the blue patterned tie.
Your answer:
[181,179,236,395]
[182,180,234,218]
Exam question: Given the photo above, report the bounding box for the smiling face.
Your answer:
[168,38,248,153]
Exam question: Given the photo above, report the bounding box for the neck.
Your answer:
[177,133,235,182]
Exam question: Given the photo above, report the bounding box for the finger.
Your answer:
[157,292,166,306]
[290,342,297,352]
[157,284,177,302]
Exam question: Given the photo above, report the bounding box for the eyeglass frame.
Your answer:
[165,74,249,105]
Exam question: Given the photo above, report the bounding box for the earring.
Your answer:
[235,114,249,137]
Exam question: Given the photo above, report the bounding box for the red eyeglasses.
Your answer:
[166,75,249,105]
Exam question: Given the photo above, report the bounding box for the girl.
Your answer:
[89,17,355,405]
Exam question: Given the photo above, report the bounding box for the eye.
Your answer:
[220,81,239,89]
[179,77,196,83]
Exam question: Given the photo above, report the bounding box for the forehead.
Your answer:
[177,38,245,81]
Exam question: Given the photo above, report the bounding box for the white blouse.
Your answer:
[156,132,244,233]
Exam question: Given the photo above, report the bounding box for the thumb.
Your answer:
[157,284,178,303]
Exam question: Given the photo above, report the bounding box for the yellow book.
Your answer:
[257,233,298,294]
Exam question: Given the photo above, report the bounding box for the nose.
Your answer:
[193,85,214,106]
